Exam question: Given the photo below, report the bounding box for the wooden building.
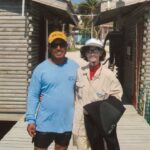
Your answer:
[0,0,78,121]
[94,0,150,124]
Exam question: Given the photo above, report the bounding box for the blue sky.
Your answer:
[71,0,85,4]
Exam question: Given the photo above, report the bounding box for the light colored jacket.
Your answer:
[73,64,123,136]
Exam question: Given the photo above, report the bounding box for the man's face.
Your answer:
[50,39,67,59]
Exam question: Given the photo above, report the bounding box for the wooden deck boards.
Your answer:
[117,105,150,150]
[0,105,150,150]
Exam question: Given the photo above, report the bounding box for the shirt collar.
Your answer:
[82,64,103,80]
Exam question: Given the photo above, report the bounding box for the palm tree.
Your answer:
[78,0,103,38]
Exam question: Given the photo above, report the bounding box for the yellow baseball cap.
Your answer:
[48,31,67,43]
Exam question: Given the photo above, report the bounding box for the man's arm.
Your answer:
[25,69,41,136]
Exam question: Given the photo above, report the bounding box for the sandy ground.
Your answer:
[66,51,88,66]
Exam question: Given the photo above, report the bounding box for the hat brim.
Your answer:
[81,43,103,51]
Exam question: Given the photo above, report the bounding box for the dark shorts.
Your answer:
[32,131,72,148]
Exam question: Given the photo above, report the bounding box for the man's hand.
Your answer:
[27,123,36,137]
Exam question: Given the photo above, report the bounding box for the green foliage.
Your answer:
[80,28,90,35]
[68,46,79,52]
[76,0,104,38]
[78,0,101,14]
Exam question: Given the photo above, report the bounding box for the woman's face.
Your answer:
[85,46,103,65]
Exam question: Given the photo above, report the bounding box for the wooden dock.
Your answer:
[117,105,150,150]
[0,105,150,150]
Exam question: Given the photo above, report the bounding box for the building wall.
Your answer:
[101,0,146,12]
[139,5,150,120]
[0,0,29,118]
[141,7,150,88]
[0,0,22,15]
[0,0,45,120]
[115,4,146,105]
[27,1,42,76]
[0,0,76,120]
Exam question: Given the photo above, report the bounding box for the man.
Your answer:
[25,31,79,150]
[73,38,123,150]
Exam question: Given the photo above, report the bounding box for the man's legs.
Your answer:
[34,143,68,150]
[34,147,47,150]
[55,144,68,150]
[33,131,53,150]
[55,132,72,150]
[33,131,71,150]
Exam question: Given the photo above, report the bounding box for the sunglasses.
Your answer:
[85,47,101,54]
[50,42,67,49]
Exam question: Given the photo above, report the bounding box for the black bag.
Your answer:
[83,96,126,136]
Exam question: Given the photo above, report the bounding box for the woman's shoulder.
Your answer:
[101,66,114,73]
[101,66,117,79]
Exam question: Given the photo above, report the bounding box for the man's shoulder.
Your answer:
[67,58,79,67]
[33,60,47,72]
[37,60,47,67]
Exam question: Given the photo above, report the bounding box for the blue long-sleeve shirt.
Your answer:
[26,58,78,133]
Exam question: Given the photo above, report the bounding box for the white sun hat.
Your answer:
[82,38,103,49]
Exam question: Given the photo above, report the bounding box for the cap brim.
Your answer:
[50,38,67,44]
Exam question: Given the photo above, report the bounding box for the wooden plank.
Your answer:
[0,114,23,121]
[0,105,26,109]
[0,13,21,16]
[0,97,26,101]
[0,101,26,105]
[0,70,28,75]
[0,55,28,59]
[0,36,27,40]
[0,63,28,67]
[0,43,28,47]
[0,89,27,93]
[0,32,26,36]
[0,108,26,113]
[0,24,25,28]
[0,93,27,97]
[0,74,27,78]
[0,47,28,51]
[0,66,28,71]
[0,28,26,32]
[0,20,25,24]
[0,39,27,43]
[0,16,25,19]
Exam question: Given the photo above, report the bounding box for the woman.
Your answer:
[73,38,123,150]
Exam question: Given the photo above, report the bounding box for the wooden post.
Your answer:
[22,0,25,16]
